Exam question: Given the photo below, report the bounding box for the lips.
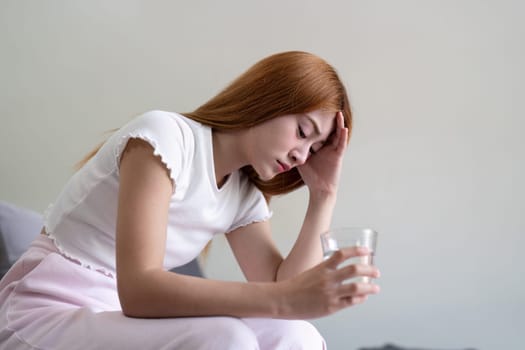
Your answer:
[277,160,290,172]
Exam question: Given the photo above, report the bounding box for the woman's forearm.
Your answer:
[118,243,380,321]
[118,268,284,318]
[275,191,337,281]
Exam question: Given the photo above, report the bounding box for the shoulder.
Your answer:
[132,110,197,138]
[113,110,205,187]
[118,110,209,153]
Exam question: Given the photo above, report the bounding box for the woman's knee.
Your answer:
[277,320,326,349]
[205,317,259,350]
[244,319,326,350]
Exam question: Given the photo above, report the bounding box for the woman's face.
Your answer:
[246,109,337,181]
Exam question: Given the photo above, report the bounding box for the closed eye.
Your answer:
[298,126,307,139]
[299,126,322,155]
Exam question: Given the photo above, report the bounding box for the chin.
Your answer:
[254,169,277,182]
[258,174,275,182]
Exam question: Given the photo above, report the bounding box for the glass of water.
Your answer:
[320,227,378,283]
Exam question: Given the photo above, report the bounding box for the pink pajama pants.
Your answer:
[0,236,326,349]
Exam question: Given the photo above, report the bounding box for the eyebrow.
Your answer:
[305,115,322,136]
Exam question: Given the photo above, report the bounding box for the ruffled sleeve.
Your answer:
[113,110,194,192]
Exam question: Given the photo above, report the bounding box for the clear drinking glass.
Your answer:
[320,227,378,283]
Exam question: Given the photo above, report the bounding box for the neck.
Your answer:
[212,129,248,186]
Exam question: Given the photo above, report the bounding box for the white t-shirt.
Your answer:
[44,111,271,277]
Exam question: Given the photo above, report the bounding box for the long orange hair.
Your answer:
[77,51,352,198]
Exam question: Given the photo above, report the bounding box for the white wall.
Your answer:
[1,1,524,349]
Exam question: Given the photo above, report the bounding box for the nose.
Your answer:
[289,145,310,166]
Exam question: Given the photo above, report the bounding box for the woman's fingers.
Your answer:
[340,295,369,307]
[334,111,348,152]
[338,281,380,299]
[323,245,381,306]
[329,111,343,149]
[333,262,380,282]
[326,111,348,153]
[323,246,370,269]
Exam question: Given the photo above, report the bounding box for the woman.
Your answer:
[0,51,380,349]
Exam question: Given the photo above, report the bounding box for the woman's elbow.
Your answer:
[118,286,146,317]
[117,276,155,318]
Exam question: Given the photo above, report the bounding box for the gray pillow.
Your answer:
[0,200,203,279]
[0,201,43,278]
